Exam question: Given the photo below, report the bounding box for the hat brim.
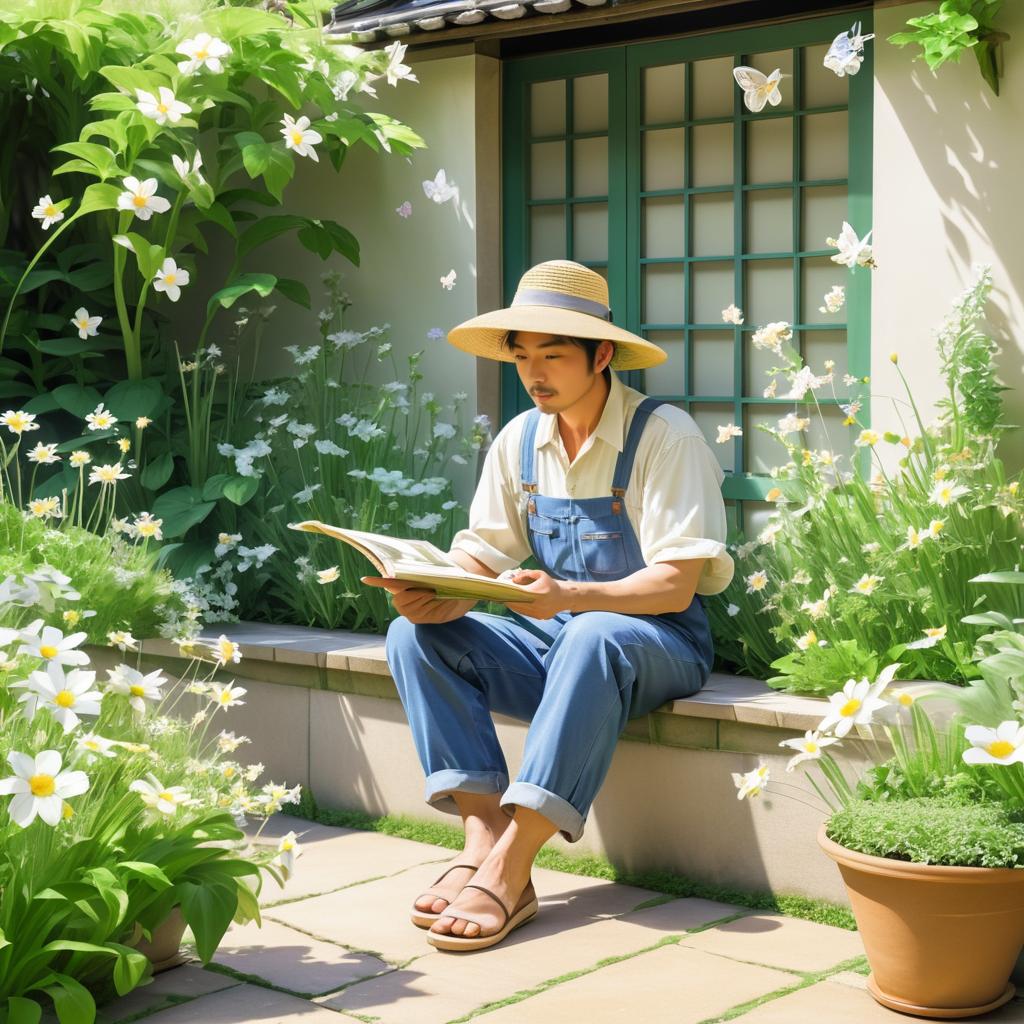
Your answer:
[447,304,667,370]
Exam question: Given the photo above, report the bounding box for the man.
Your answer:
[363,259,734,952]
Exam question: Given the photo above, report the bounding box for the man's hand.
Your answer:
[362,576,476,624]
[504,569,574,619]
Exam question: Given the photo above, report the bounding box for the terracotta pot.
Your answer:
[818,825,1024,1019]
[126,905,188,974]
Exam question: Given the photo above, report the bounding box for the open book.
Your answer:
[287,521,537,605]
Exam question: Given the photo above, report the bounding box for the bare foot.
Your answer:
[429,855,534,938]
[414,847,493,915]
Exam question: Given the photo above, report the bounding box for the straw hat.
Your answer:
[447,260,667,371]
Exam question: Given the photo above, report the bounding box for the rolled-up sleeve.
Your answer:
[638,436,735,595]
[449,431,531,575]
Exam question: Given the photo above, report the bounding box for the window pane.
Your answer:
[746,189,792,253]
[742,502,777,539]
[801,255,843,324]
[530,141,565,199]
[644,63,686,125]
[644,263,684,324]
[643,195,685,258]
[642,330,685,395]
[693,330,735,396]
[530,79,565,137]
[801,329,848,382]
[691,403,736,471]
[745,405,795,474]
[691,123,733,187]
[690,261,733,324]
[692,56,734,120]
[746,259,792,324]
[802,110,848,179]
[573,203,608,262]
[573,136,608,196]
[744,330,781,397]
[573,74,608,133]
[803,42,850,108]
[746,117,793,184]
[643,128,685,190]
[530,205,565,263]
[691,192,733,257]
[744,48,795,113]
[802,185,847,252]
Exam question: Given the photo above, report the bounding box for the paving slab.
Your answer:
[131,982,348,1023]
[266,861,655,965]
[737,979,1024,1022]
[679,911,865,973]
[211,918,392,996]
[244,813,453,904]
[95,962,241,1024]
[471,944,795,1023]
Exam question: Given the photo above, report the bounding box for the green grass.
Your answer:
[289,791,856,931]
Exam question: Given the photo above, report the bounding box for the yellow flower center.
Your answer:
[30,773,55,797]
[196,48,208,59]
[219,692,231,704]
[157,102,168,113]
[55,690,76,708]
[62,801,74,819]
[77,319,88,329]
[291,130,304,145]
[223,766,235,777]
[164,273,176,285]
[44,204,57,217]
[158,791,176,802]
[132,194,148,207]
[899,693,914,707]
[987,740,1015,759]
[840,698,861,717]
[84,740,99,750]
[129,684,146,697]
[805,742,818,753]
[39,645,58,659]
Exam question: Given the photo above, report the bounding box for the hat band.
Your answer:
[512,287,611,322]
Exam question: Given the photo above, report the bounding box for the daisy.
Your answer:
[1,410,39,435]
[280,114,322,161]
[732,763,769,799]
[210,635,241,666]
[779,730,839,771]
[70,307,102,340]
[17,624,89,668]
[963,721,1024,766]
[31,194,64,230]
[153,258,189,302]
[745,570,768,594]
[69,450,92,468]
[930,481,968,508]
[135,86,191,126]
[716,423,742,444]
[105,665,166,715]
[129,773,196,816]
[116,176,171,221]
[75,733,119,762]
[27,496,62,520]
[107,630,139,652]
[721,303,744,325]
[133,512,163,540]
[927,519,945,539]
[818,666,898,737]
[117,437,131,453]
[849,573,883,596]
[176,33,231,75]
[85,403,116,431]
[904,525,924,549]
[21,664,103,734]
[854,429,879,447]
[208,682,247,710]
[795,629,820,651]
[906,625,948,650]
[0,750,89,827]
[27,443,60,464]
[89,462,129,485]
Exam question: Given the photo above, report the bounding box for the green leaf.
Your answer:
[52,141,118,178]
[112,233,165,281]
[104,942,150,995]
[151,486,215,538]
[77,182,122,216]
[202,202,237,238]
[237,214,308,260]
[178,881,238,963]
[116,861,172,890]
[222,475,259,506]
[35,336,121,357]
[52,383,104,419]
[42,973,94,1024]
[6,997,42,1024]
[260,147,294,201]
[82,117,129,151]
[970,571,1024,585]
[103,378,164,418]
[99,65,164,97]
[140,452,174,491]
[274,277,310,308]
[206,273,277,314]
[201,473,230,501]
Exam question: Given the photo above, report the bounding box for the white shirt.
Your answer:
[450,372,735,595]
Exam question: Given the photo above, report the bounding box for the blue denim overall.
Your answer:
[385,396,713,843]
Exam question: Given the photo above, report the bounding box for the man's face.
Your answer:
[508,332,612,414]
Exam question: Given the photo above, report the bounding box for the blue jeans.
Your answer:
[384,608,707,843]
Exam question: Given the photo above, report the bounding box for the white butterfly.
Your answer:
[826,222,876,270]
[823,21,875,78]
[440,269,457,290]
[732,66,789,113]
[422,168,458,205]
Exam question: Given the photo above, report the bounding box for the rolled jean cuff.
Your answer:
[424,769,509,816]
[501,781,586,844]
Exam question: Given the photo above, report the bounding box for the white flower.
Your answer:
[75,733,118,762]
[209,682,247,710]
[928,518,945,539]
[216,532,242,557]
[107,630,139,652]
[732,763,769,799]
[153,258,189,302]
[716,423,742,444]
[963,721,1024,766]
[217,731,250,753]
[210,635,241,666]
[117,176,171,221]
[849,573,883,596]
[930,481,968,508]
[31,194,64,230]
[382,41,418,86]
[433,422,457,440]
[21,664,103,734]
[17,624,89,668]
[275,830,302,879]
[27,442,60,465]
[826,221,875,270]
[133,512,163,540]
[795,629,820,651]
[0,750,89,827]
[776,413,809,436]
[745,570,768,594]
[70,307,102,340]
[135,86,191,126]
[819,285,845,314]
[854,429,879,448]
[89,462,129,485]
[317,566,340,585]
[779,731,839,771]
[784,365,826,401]
[408,513,443,531]
[751,321,792,356]
[726,603,740,616]
[280,114,322,162]
[85,403,116,431]
[106,665,166,715]
[129,773,195,816]
[176,33,231,75]
[1,410,39,435]
[721,304,744,325]
[906,625,948,650]
[818,665,899,737]
[171,150,205,186]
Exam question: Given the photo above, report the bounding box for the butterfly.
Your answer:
[422,168,459,204]
[826,222,876,270]
[440,269,457,290]
[395,201,412,218]
[823,21,875,78]
[732,66,789,112]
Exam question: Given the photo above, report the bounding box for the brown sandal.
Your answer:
[426,879,539,951]
[410,863,480,929]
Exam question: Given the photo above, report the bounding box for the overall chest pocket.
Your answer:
[578,527,629,577]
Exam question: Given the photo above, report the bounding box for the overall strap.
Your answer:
[611,397,663,497]
[519,408,542,493]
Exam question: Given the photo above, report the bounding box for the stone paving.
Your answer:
[92,813,1024,1024]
